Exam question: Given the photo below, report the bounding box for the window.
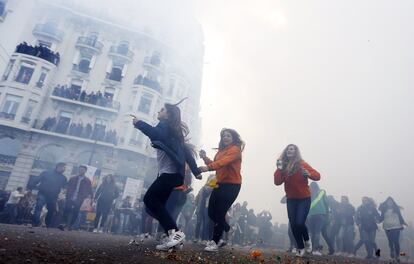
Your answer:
[107,67,123,82]
[104,87,115,100]
[2,60,14,81]
[1,94,22,120]
[137,93,153,114]
[15,65,34,84]
[77,52,93,73]
[36,68,49,88]
[55,111,73,134]
[21,100,37,124]
[129,129,144,147]
[69,80,82,99]
[92,118,107,141]
[117,41,129,55]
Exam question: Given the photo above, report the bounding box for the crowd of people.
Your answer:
[39,116,117,144]
[0,101,413,263]
[52,85,118,109]
[15,42,60,66]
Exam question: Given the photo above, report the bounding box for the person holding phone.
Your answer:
[274,144,320,257]
[132,102,202,251]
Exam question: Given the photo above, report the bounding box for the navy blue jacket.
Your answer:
[134,120,201,177]
[29,169,68,201]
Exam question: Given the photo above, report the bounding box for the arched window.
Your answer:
[33,144,67,170]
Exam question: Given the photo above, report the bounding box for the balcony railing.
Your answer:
[0,112,15,120]
[108,45,134,61]
[15,43,60,66]
[52,86,120,112]
[32,118,118,145]
[75,36,103,53]
[0,154,17,165]
[133,75,162,93]
[143,56,165,71]
[72,64,90,74]
[32,23,64,42]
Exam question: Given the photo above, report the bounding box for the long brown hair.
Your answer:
[218,128,245,151]
[279,144,302,176]
[164,103,189,144]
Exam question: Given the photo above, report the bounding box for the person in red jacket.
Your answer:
[199,128,244,252]
[274,144,320,257]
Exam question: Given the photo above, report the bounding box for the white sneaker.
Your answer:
[217,239,227,248]
[296,249,305,257]
[165,230,185,248]
[98,229,103,233]
[291,248,298,254]
[204,240,219,252]
[93,228,98,233]
[156,242,171,251]
[312,250,322,256]
[304,240,312,253]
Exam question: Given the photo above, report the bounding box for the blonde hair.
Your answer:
[279,144,302,176]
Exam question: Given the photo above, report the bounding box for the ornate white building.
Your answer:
[0,0,204,191]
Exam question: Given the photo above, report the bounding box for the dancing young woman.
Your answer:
[274,144,320,257]
[379,197,407,262]
[132,102,202,251]
[199,128,244,252]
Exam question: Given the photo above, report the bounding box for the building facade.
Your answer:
[0,0,204,191]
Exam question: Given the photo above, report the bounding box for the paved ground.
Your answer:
[0,224,410,263]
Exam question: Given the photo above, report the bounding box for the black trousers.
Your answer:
[144,173,183,233]
[63,199,83,228]
[208,183,241,243]
[94,199,112,229]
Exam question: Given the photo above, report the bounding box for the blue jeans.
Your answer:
[385,229,401,259]
[287,197,311,249]
[32,193,56,227]
[339,224,355,253]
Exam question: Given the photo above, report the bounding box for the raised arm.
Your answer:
[301,161,321,181]
[134,120,168,142]
[274,169,285,185]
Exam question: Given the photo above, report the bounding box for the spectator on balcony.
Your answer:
[82,124,92,138]
[40,117,57,131]
[30,162,68,227]
[60,165,93,231]
[80,90,87,102]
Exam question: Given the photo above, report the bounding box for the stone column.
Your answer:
[6,144,36,191]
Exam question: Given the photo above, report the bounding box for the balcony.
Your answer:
[75,36,103,54]
[108,45,134,62]
[143,56,165,72]
[72,64,90,75]
[133,75,162,94]
[15,43,60,66]
[0,154,17,165]
[32,23,64,42]
[0,112,15,120]
[32,118,118,146]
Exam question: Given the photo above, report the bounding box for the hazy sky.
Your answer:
[192,0,414,224]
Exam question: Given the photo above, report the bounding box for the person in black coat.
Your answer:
[132,102,202,250]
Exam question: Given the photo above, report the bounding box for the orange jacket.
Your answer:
[274,160,320,199]
[203,145,242,184]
